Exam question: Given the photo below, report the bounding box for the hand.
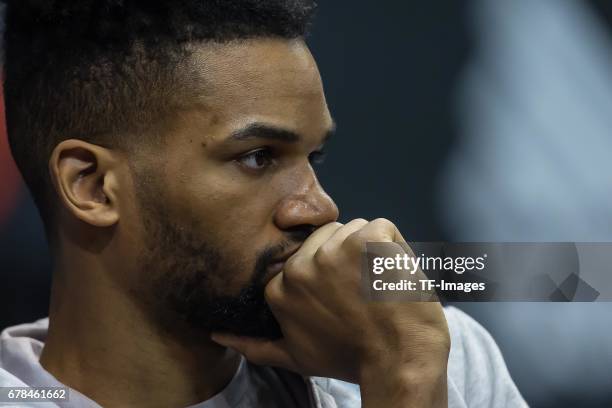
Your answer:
[212,219,450,407]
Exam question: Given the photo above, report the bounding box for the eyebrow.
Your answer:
[228,122,336,144]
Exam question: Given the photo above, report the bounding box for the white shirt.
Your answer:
[0,307,527,407]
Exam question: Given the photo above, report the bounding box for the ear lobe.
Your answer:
[49,139,120,228]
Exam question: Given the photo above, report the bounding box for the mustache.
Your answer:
[252,225,316,283]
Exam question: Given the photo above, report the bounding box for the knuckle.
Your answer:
[313,243,334,266]
[345,229,366,248]
[282,256,310,285]
[367,218,397,240]
[351,218,368,225]
[371,217,395,229]
[264,281,282,304]
[283,255,302,274]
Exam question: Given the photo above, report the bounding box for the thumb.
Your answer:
[211,333,298,372]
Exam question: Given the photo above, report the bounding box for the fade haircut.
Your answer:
[3,0,317,227]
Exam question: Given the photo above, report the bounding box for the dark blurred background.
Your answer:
[1,1,612,407]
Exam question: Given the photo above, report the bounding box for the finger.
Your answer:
[325,218,369,247]
[210,333,298,371]
[294,221,343,258]
[264,269,285,309]
[360,218,407,244]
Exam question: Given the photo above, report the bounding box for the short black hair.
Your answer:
[3,0,317,226]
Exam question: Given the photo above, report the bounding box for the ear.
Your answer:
[49,139,121,227]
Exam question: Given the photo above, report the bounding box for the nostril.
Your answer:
[284,225,316,242]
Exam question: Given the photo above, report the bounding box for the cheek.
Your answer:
[165,177,281,290]
[172,164,292,238]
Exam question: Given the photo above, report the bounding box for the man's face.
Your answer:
[126,39,338,339]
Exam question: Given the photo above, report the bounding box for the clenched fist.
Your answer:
[212,219,450,408]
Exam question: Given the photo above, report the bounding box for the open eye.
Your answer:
[236,148,275,171]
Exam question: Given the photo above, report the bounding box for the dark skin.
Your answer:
[40,38,450,407]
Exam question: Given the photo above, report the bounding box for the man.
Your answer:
[0,1,526,407]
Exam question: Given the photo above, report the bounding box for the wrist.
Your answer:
[358,352,449,408]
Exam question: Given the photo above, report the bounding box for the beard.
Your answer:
[133,171,310,340]
[145,226,286,339]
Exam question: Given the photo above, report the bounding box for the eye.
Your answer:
[236,148,275,171]
[309,148,327,165]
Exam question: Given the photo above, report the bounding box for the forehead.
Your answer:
[179,38,332,132]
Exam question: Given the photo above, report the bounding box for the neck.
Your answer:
[40,258,240,408]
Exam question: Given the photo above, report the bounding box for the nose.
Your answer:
[274,172,339,231]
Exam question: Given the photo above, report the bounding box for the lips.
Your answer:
[267,245,301,275]
[266,261,286,275]
[272,245,301,264]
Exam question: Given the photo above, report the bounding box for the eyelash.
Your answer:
[236,147,327,172]
[237,148,275,171]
